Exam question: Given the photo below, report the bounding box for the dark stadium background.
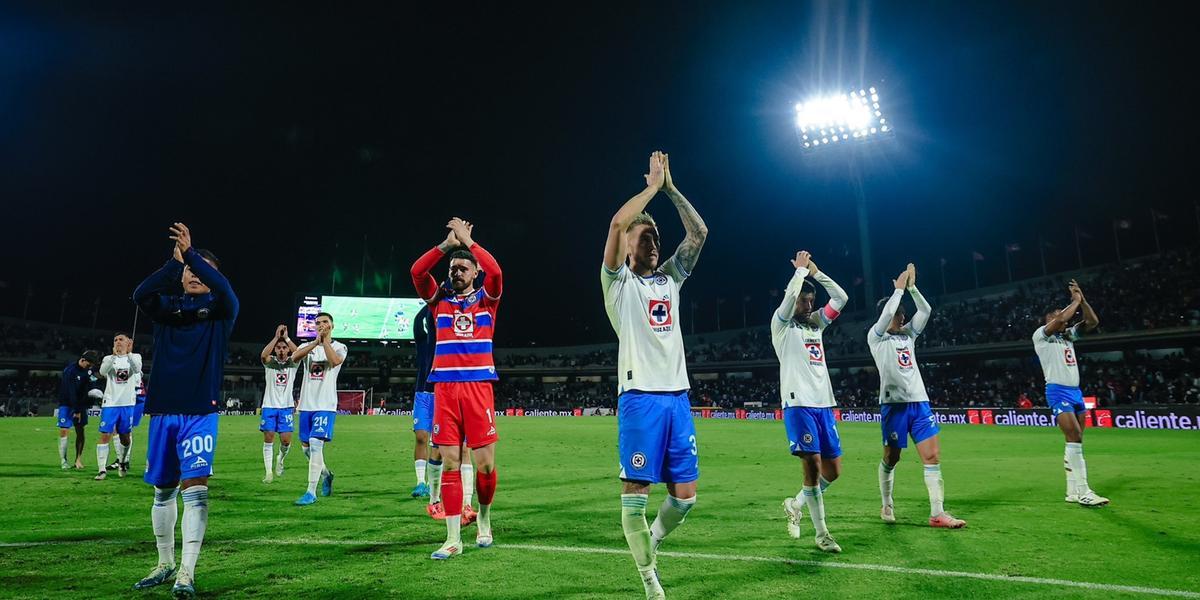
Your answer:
[1,2,1195,346]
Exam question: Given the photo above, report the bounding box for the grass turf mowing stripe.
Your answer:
[3,538,1197,598]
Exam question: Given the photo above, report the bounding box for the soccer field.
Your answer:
[1,416,1198,599]
[319,296,424,340]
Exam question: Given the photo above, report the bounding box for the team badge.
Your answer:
[805,343,824,364]
[802,433,814,444]
[310,363,325,379]
[1064,347,1076,366]
[275,372,289,385]
[896,347,913,368]
[454,312,475,335]
[889,431,899,440]
[654,274,668,286]
[115,368,130,383]
[647,299,672,327]
[631,452,647,469]
[468,293,479,304]
[433,424,440,434]
[197,308,210,319]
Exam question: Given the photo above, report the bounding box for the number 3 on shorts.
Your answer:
[689,434,698,456]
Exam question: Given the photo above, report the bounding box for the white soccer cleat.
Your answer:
[815,532,842,553]
[782,497,803,539]
[430,540,463,560]
[61,460,70,470]
[1077,490,1109,507]
[262,473,273,484]
[1065,494,1079,503]
[275,455,286,477]
[639,569,665,600]
[94,471,107,481]
[476,533,494,548]
[881,504,896,524]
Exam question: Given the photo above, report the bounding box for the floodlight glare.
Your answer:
[796,85,892,152]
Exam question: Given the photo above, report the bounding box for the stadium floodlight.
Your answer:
[796,86,892,151]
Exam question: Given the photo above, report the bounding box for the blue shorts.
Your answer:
[260,407,295,433]
[132,400,146,427]
[144,413,218,487]
[298,411,336,443]
[880,402,940,448]
[1047,384,1087,417]
[99,406,134,435]
[413,391,434,433]
[784,407,842,459]
[617,391,699,485]
[56,406,87,428]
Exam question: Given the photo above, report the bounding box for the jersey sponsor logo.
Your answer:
[647,299,673,331]
[630,451,647,470]
[805,343,825,365]
[454,312,475,335]
[309,363,326,380]
[1063,347,1076,366]
[896,347,913,369]
[115,368,130,383]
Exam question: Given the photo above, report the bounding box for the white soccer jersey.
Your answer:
[298,341,348,412]
[772,270,842,408]
[100,353,142,407]
[1033,324,1081,388]
[262,358,299,409]
[601,258,690,394]
[867,323,929,405]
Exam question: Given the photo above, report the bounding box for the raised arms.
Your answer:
[661,154,709,275]
[603,152,665,272]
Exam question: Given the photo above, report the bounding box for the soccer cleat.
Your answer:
[107,461,121,471]
[461,505,478,527]
[118,463,128,478]
[783,497,803,539]
[815,532,842,553]
[321,471,335,497]
[881,504,896,524]
[411,482,430,498]
[274,454,286,477]
[263,473,274,484]
[61,460,70,470]
[94,471,107,481]
[132,564,176,590]
[426,502,447,520]
[929,512,967,528]
[294,492,317,506]
[1065,494,1080,503]
[430,540,463,560]
[171,569,195,599]
[1077,491,1110,507]
[476,533,493,548]
[639,569,665,600]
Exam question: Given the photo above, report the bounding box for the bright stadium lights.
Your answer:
[795,86,892,152]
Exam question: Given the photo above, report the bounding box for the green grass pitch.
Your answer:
[320,296,424,340]
[1,416,1198,599]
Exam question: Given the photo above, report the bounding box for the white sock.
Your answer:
[801,486,828,536]
[446,515,462,545]
[1065,442,1089,495]
[478,502,492,538]
[650,494,696,544]
[878,461,895,506]
[461,463,475,508]
[429,460,443,503]
[923,464,944,517]
[819,476,833,493]
[415,459,427,485]
[58,437,69,463]
[263,442,274,475]
[180,486,209,574]
[113,439,125,464]
[151,487,178,566]
[280,442,291,459]
[122,437,132,463]
[306,439,325,496]
[96,443,110,473]
[621,494,655,572]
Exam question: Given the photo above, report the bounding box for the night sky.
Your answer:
[1,3,1195,346]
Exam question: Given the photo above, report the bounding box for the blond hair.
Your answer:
[626,212,657,233]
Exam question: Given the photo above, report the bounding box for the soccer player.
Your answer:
[57,350,100,470]
[411,303,436,499]
[868,264,966,529]
[773,251,849,553]
[602,151,707,599]
[260,324,299,484]
[1033,279,1107,506]
[95,333,142,480]
[290,312,348,505]
[131,223,238,598]
[410,217,502,559]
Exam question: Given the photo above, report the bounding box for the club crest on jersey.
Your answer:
[653,273,668,286]
[805,343,824,365]
[1063,347,1076,366]
[454,312,475,336]
[647,299,673,331]
[115,368,130,383]
[309,363,325,380]
[275,372,289,386]
[896,347,913,368]
[631,452,647,470]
